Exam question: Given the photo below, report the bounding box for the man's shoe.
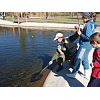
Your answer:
[56,66,63,72]
[66,70,77,79]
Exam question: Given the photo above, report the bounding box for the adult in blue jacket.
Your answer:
[66,12,98,80]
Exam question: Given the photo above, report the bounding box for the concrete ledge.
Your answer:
[0,19,100,32]
[43,48,94,87]
[0,19,83,30]
[20,22,83,29]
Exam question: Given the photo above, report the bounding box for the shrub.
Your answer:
[33,12,36,15]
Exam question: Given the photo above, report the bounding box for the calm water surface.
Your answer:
[0,26,75,86]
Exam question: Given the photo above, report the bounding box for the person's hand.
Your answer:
[49,61,53,66]
[77,27,82,36]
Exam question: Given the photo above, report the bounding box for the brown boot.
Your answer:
[56,66,63,72]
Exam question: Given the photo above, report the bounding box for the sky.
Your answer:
[0,0,99,12]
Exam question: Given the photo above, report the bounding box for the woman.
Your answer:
[66,12,98,80]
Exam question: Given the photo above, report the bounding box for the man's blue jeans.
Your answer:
[73,46,92,71]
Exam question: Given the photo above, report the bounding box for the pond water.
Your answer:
[0,26,75,86]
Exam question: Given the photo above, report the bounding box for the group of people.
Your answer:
[48,12,100,87]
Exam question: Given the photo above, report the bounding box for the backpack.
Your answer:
[64,37,77,54]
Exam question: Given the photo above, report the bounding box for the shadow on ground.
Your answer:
[52,61,85,87]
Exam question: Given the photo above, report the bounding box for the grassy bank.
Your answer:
[0,16,100,25]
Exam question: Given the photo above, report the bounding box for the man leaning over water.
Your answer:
[48,32,79,72]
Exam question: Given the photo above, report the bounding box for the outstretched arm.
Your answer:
[69,31,79,42]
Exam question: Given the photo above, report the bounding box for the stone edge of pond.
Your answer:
[34,63,57,87]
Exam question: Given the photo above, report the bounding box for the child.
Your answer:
[87,32,100,87]
[49,32,79,72]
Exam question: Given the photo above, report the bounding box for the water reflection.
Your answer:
[0,26,75,86]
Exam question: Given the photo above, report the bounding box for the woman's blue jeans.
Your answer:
[73,46,92,71]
